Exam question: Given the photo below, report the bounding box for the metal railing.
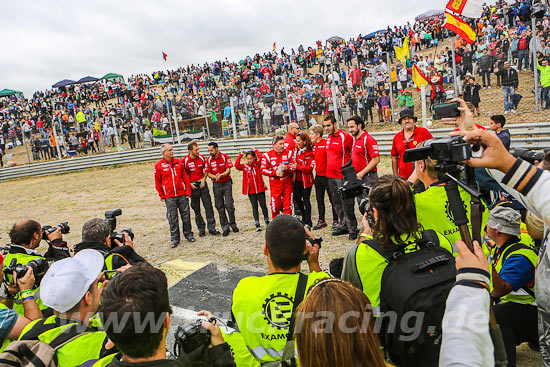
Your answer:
[1,122,549,182]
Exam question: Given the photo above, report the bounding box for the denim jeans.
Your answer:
[503,86,515,112]
[542,86,550,109]
[518,50,529,70]
[480,69,491,87]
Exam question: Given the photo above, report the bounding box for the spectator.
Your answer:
[494,61,519,114]
[289,132,315,227]
[537,56,550,109]
[490,115,511,151]
[463,76,482,116]
[479,48,493,89]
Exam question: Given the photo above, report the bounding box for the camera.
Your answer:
[105,209,134,246]
[432,102,460,120]
[337,160,371,200]
[3,257,49,287]
[173,319,212,360]
[403,136,472,164]
[42,222,70,240]
[511,147,548,164]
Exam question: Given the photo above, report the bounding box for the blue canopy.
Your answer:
[415,9,445,21]
[363,29,386,39]
[76,76,99,84]
[52,79,76,88]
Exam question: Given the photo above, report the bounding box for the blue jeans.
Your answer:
[503,86,514,112]
[542,86,550,109]
[480,69,491,87]
[518,50,529,70]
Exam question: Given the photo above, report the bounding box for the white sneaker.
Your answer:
[483,87,486,90]
[488,86,491,89]
[504,110,509,114]
[512,109,516,113]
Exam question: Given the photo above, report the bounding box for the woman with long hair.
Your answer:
[290,132,315,227]
[295,278,386,367]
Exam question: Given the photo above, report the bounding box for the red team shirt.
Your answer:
[313,139,328,177]
[326,130,354,179]
[205,153,233,183]
[182,154,207,182]
[391,126,433,179]
[351,131,379,173]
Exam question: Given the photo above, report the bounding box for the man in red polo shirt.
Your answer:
[347,116,380,185]
[205,142,238,237]
[324,115,357,240]
[183,141,220,237]
[391,110,433,180]
[154,143,195,247]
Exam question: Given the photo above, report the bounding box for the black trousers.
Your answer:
[248,192,269,223]
[293,181,313,227]
[494,302,539,367]
[314,175,338,222]
[213,180,236,231]
[165,195,192,244]
[190,184,216,232]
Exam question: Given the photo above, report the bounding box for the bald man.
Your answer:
[284,123,300,151]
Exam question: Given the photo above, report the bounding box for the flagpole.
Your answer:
[386,51,395,122]
[451,37,459,98]
[532,16,540,111]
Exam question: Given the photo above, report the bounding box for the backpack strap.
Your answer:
[49,324,90,350]
[364,239,394,261]
[419,229,440,247]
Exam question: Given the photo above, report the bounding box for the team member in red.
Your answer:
[309,125,338,230]
[324,115,358,240]
[154,143,195,247]
[284,122,300,150]
[235,148,270,231]
[261,136,295,218]
[290,132,315,227]
[347,116,380,186]
[205,142,238,237]
[391,110,433,179]
[183,141,220,237]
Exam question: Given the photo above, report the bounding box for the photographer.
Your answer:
[0,253,42,352]
[408,146,488,255]
[223,214,327,366]
[73,218,145,270]
[450,128,550,366]
[5,219,70,316]
[341,175,453,366]
[82,263,234,367]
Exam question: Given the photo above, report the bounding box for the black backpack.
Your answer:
[366,230,456,367]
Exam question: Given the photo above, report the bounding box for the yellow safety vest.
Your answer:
[491,242,537,305]
[227,271,329,365]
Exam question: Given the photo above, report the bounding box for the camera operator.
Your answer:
[222,214,327,366]
[14,249,115,366]
[81,263,235,367]
[73,218,145,270]
[5,219,70,316]
[341,175,454,366]
[0,253,42,352]
[450,128,550,366]
[408,147,488,255]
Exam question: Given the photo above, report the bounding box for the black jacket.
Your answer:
[497,129,511,151]
[73,241,145,270]
[496,68,519,88]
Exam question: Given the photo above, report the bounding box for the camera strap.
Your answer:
[471,197,483,244]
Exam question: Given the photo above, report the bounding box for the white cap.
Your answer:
[40,249,104,313]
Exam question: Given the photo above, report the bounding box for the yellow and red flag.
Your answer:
[412,64,429,89]
[443,11,476,44]
[445,0,483,18]
[394,38,409,62]
[273,42,276,51]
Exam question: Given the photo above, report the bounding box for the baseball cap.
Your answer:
[40,249,104,313]
[487,206,521,237]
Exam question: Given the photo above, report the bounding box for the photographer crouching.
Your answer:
[4,218,71,316]
[74,214,144,270]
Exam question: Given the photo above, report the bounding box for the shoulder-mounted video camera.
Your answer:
[337,160,371,215]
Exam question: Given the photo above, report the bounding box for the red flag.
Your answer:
[162,52,167,61]
[443,12,476,44]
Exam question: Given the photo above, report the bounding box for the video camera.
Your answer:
[173,319,213,361]
[403,136,477,164]
[42,222,70,240]
[104,209,134,246]
[511,147,548,165]
[337,160,371,215]
[3,257,48,288]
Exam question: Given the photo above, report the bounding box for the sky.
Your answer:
[0,0,446,97]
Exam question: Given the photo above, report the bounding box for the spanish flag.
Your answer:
[443,11,476,44]
[412,64,429,89]
[445,0,483,18]
[273,42,276,51]
[394,38,409,62]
